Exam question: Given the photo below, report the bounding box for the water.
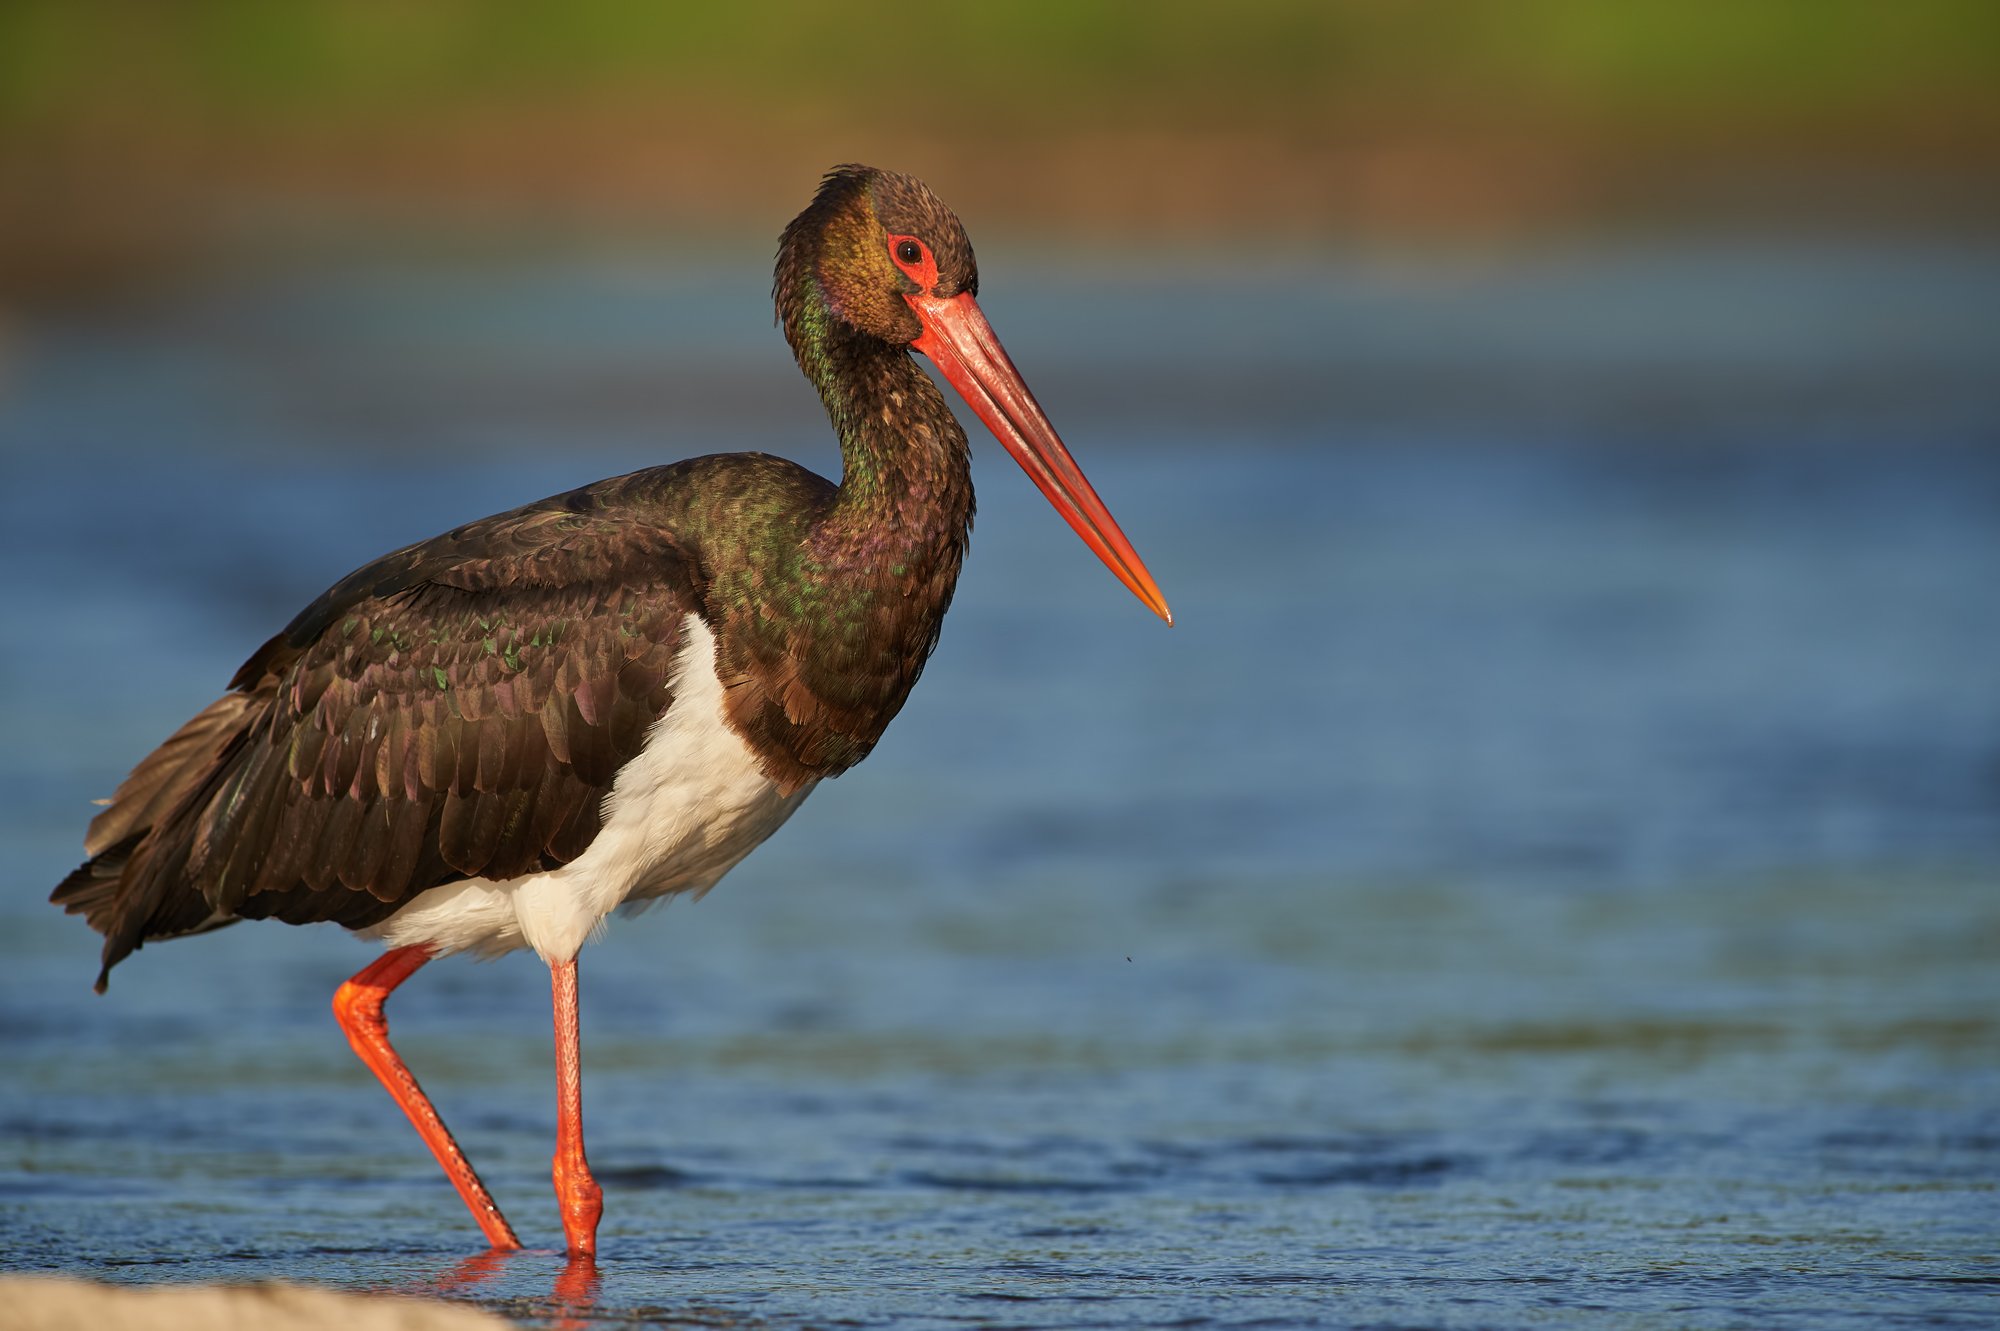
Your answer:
[1,242,1997,1328]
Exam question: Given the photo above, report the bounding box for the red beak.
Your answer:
[907,291,1172,625]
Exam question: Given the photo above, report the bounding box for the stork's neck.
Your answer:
[687,282,975,786]
[792,290,975,580]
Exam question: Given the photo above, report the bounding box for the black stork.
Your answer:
[51,165,1171,1259]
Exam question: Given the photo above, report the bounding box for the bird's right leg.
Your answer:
[333,944,522,1250]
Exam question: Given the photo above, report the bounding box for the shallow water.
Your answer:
[1,243,1997,1328]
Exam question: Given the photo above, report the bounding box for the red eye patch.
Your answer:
[886,234,938,291]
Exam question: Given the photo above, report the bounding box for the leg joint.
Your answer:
[331,977,385,1035]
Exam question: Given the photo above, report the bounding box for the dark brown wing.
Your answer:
[53,483,703,990]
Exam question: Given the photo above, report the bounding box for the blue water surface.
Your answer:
[1,240,1996,1329]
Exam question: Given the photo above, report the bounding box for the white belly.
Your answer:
[366,615,815,964]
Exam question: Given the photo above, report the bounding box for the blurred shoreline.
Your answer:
[5,127,1996,306]
[3,2,1997,303]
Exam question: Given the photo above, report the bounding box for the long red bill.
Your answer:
[908,291,1173,625]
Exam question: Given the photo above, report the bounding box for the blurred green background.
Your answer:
[3,0,1996,297]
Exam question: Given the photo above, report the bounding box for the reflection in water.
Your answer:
[551,1254,600,1324]
[419,1248,602,1329]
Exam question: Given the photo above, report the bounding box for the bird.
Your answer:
[50,165,1172,1259]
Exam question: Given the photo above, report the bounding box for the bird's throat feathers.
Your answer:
[784,281,974,694]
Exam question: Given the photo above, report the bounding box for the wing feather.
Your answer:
[57,481,707,983]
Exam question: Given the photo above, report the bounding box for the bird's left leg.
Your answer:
[549,956,603,1257]
[334,944,522,1250]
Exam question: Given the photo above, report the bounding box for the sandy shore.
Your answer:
[0,1276,508,1331]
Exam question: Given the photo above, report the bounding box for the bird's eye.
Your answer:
[887,234,936,288]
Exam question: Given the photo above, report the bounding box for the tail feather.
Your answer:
[52,693,260,990]
[83,695,254,858]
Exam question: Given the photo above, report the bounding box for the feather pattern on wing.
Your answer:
[52,474,704,989]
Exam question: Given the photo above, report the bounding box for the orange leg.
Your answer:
[549,956,603,1257]
[333,945,522,1251]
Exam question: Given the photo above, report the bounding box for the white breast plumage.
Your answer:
[366,615,815,964]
